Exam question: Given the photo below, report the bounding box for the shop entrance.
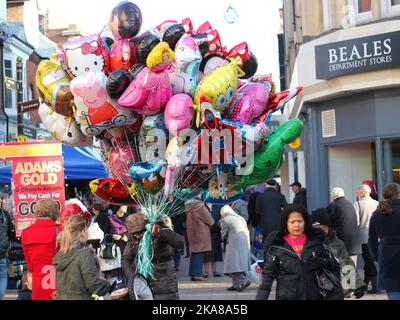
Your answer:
[328,141,377,203]
[382,139,400,185]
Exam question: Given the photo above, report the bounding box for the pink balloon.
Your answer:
[108,144,137,186]
[164,94,194,136]
[227,83,269,124]
[118,67,172,115]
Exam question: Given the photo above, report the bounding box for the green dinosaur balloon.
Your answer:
[231,118,303,190]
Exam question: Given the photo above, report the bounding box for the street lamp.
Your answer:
[0,19,13,142]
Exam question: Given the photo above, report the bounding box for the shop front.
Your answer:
[285,20,400,209]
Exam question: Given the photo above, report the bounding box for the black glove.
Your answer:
[353,287,365,299]
[307,255,329,270]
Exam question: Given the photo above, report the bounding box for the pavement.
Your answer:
[3,254,389,301]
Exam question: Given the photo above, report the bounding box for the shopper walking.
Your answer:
[204,204,223,278]
[327,187,362,257]
[290,181,308,210]
[354,184,379,293]
[185,198,214,281]
[368,183,400,300]
[256,204,341,300]
[220,205,251,292]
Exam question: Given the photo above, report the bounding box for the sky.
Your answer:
[43,0,283,89]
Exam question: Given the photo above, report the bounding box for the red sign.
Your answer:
[12,155,65,237]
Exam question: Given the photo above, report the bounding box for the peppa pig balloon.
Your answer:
[109,1,142,40]
[164,94,195,136]
[63,34,110,78]
[227,83,270,125]
[71,71,138,136]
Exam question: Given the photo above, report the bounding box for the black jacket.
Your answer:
[122,225,184,300]
[293,188,307,210]
[368,199,400,291]
[0,208,15,259]
[94,211,110,234]
[17,287,32,300]
[256,228,340,300]
[255,188,287,237]
[327,197,362,255]
[247,192,260,226]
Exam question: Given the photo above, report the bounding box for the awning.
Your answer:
[0,145,109,183]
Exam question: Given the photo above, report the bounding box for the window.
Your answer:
[381,0,400,17]
[4,60,13,109]
[347,0,373,25]
[358,0,371,13]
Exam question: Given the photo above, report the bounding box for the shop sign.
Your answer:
[315,31,400,79]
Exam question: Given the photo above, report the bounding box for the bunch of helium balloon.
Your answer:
[36,1,303,277]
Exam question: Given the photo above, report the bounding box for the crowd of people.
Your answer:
[0,180,400,300]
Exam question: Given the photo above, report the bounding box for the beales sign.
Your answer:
[315,31,400,79]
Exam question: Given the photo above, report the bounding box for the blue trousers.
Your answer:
[0,258,7,300]
[387,291,400,300]
[189,252,205,277]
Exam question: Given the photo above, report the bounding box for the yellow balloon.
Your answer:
[146,41,174,71]
[194,57,245,126]
[36,53,74,117]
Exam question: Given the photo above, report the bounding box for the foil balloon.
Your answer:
[231,118,304,190]
[106,69,133,99]
[194,57,245,123]
[71,71,138,136]
[108,143,138,186]
[200,55,229,78]
[227,83,270,125]
[134,32,160,65]
[164,94,195,136]
[109,1,142,40]
[223,42,258,79]
[36,54,74,117]
[90,178,137,205]
[110,38,137,71]
[118,43,174,115]
[162,23,186,51]
[138,113,168,162]
[164,137,185,196]
[130,160,166,194]
[38,103,93,147]
[204,170,243,205]
[63,34,110,78]
[168,34,202,96]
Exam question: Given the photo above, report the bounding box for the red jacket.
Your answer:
[21,219,58,300]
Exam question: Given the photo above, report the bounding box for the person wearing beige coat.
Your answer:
[185,199,215,280]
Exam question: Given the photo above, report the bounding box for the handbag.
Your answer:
[314,245,342,298]
[252,226,264,251]
[97,246,121,272]
[98,242,118,260]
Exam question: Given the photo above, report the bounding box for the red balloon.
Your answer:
[110,38,138,71]
[108,143,137,185]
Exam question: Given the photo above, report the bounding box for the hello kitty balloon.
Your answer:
[63,34,110,78]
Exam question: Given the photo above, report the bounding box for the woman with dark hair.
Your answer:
[368,183,400,300]
[256,204,341,300]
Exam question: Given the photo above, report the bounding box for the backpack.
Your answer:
[0,210,10,258]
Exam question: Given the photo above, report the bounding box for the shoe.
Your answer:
[213,272,222,277]
[185,254,190,258]
[367,276,380,294]
[175,266,179,272]
[227,285,240,291]
[237,281,251,292]
[203,273,208,278]
[191,276,207,281]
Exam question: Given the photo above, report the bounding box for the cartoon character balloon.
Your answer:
[118,42,174,115]
[168,34,202,96]
[164,94,195,136]
[63,34,110,78]
[138,113,168,162]
[110,38,137,71]
[71,71,138,136]
[109,1,142,40]
[194,57,245,124]
[36,54,74,117]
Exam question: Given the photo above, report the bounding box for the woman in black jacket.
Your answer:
[368,183,400,300]
[256,204,341,300]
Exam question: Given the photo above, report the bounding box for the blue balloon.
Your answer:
[130,160,166,181]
